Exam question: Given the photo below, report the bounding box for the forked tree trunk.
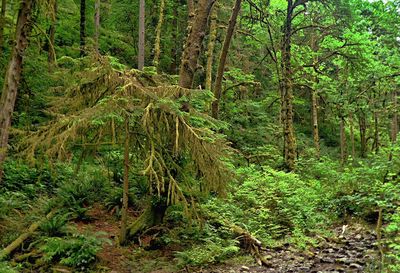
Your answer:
[119,118,130,245]
[138,0,145,70]
[0,0,35,183]
[340,115,347,165]
[280,0,296,171]
[94,0,100,54]
[212,0,242,119]
[48,0,57,65]
[205,5,217,90]
[0,0,6,53]
[80,0,86,57]
[179,0,216,88]
[153,0,165,68]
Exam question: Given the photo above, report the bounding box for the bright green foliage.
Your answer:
[41,231,111,269]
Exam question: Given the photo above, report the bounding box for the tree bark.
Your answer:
[311,89,320,159]
[187,0,195,26]
[169,5,178,73]
[211,0,242,119]
[80,0,86,57]
[138,0,145,70]
[340,115,347,165]
[119,118,130,245]
[349,112,355,159]
[390,91,398,143]
[0,0,6,53]
[373,110,379,154]
[205,5,217,90]
[280,0,297,171]
[153,0,165,68]
[94,0,100,54]
[0,0,35,183]
[48,0,57,65]
[179,0,216,88]
[359,110,367,158]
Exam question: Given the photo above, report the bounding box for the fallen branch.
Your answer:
[0,209,56,260]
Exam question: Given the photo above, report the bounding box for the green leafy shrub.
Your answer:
[40,212,70,237]
[41,231,110,269]
[0,261,19,273]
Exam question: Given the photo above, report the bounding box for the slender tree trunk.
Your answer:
[48,0,57,65]
[340,115,347,165]
[80,0,86,57]
[119,118,130,245]
[138,0,145,70]
[280,0,296,171]
[359,111,367,158]
[187,0,195,25]
[205,5,217,90]
[373,110,379,153]
[179,0,216,88]
[170,6,178,73]
[0,0,35,182]
[94,0,100,54]
[311,89,320,159]
[391,91,398,143]
[0,0,6,53]
[211,0,241,119]
[349,111,355,159]
[153,0,165,68]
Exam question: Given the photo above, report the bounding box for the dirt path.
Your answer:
[197,224,379,273]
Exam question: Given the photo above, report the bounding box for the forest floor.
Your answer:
[66,205,379,273]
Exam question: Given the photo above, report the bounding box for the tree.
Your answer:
[138,0,145,70]
[0,0,6,53]
[211,0,242,119]
[48,0,57,65]
[179,0,216,88]
[80,0,86,57]
[153,0,165,69]
[94,0,100,54]
[0,0,36,182]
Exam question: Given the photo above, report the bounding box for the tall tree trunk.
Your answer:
[0,0,6,53]
[359,110,367,158]
[187,0,195,25]
[373,110,379,154]
[311,89,320,159]
[80,0,86,57]
[340,115,347,165]
[349,111,355,159]
[94,0,100,54]
[211,0,241,119]
[280,0,296,171]
[153,0,165,68]
[48,0,57,65]
[138,0,145,70]
[0,0,35,182]
[179,0,216,88]
[119,118,130,245]
[205,5,217,90]
[391,91,398,143]
[170,5,178,73]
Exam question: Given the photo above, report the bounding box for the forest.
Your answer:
[0,0,399,272]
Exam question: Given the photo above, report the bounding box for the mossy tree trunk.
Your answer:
[280,0,297,171]
[349,112,356,159]
[179,0,216,88]
[153,0,165,69]
[205,5,217,91]
[119,118,130,245]
[340,115,347,165]
[0,0,35,183]
[359,110,367,158]
[48,0,57,65]
[80,0,86,57]
[211,0,242,119]
[0,0,6,53]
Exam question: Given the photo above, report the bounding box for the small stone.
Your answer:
[241,266,250,271]
[349,263,363,269]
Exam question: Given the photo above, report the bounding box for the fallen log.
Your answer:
[0,209,56,260]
